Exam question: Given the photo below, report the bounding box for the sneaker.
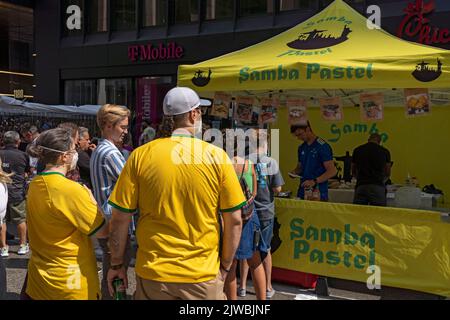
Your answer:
[266,288,276,299]
[237,288,246,297]
[0,246,9,257]
[17,243,29,255]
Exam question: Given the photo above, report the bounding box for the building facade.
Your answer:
[34,0,450,124]
[0,0,34,100]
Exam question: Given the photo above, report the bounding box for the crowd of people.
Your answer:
[0,86,393,300]
[0,87,286,300]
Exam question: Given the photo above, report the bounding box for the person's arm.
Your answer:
[302,162,337,188]
[273,186,282,194]
[318,160,338,183]
[384,162,392,177]
[220,210,242,276]
[105,151,139,296]
[105,152,125,181]
[291,162,302,175]
[106,208,132,296]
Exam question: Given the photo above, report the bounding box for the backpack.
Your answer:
[239,160,255,222]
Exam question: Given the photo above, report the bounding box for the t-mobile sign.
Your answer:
[128,42,184,62]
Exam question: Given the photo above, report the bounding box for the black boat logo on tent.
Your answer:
[412,59,442,82]
[287,25,352,50]
[192,69,212,87]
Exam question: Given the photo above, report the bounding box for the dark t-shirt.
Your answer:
[352,142,391,187]
[0,146,30,203]
[251,153,285,221]
[18,141,28,152]
[297,137,333,200]
[77,149,92,188]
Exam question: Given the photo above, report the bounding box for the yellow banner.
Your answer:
[273,198,450,297]
[178,0,450,91]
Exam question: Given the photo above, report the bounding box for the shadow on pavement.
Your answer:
[5,258,29,270]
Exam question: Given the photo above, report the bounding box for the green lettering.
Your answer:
[326,251,340,265]
[320,229,342,243]
[307,63,320,79]
[369,123,379,134]
[294,240,310,259]
[289,69,299,80]
[343,124,352,134]
[333,67,345,79]
[354,123,368,133]
[344,224,358,245]
[361,233,375,249]
[290,218,304,239]
[346,66,354,78]
[325,16,337,21]
[343,251,353,267]
[239,67,249,83]
[355,67,366,78]
[310,249,324,263]
[354,255,367,269]
[328,124,341,143]
[369,249,376,266]
[277,50,295,57]
[278,65,287,80]
[367,63,373,78]
[261,69,276,81]
[320,68,331,79]
[306,226,318,241]
[381,133,388,143]
[250,71,260,81]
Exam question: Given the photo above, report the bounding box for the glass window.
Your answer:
[173,0,199,24]
[61,0,83,37]
[111,0,136,31]
[279,0,314,11]
[9,41,31,73]
[204,0,234,20]
[87,0,108,33]
[64,80,97,106]
[97,78,133,107]
[240,0,273,16]
[142,0,167,27]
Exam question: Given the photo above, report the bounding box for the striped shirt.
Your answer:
[90,139,126,218]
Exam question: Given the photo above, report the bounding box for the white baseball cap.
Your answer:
[163,87,211,116]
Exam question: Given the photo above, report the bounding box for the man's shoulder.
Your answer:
[316,137,330,147]
[1,147,27,158]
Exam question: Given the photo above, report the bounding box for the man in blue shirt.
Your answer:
[290,122,337,201]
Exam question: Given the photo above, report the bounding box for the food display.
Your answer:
[406,94,430,115]
[287,98,308,125]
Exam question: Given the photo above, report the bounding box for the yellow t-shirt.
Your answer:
[26,172,105,300]
[109,135,246,283]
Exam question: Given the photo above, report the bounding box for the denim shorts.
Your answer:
[259,218,274,253]
[235,212,261,260]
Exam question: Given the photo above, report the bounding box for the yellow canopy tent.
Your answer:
[177,0,450,297]
[178,0,449,91]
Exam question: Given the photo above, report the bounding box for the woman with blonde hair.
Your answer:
[0,159,13,299]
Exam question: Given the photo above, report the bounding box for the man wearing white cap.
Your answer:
[107,87,245,300]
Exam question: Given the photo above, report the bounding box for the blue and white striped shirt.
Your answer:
[90,139,126,218]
